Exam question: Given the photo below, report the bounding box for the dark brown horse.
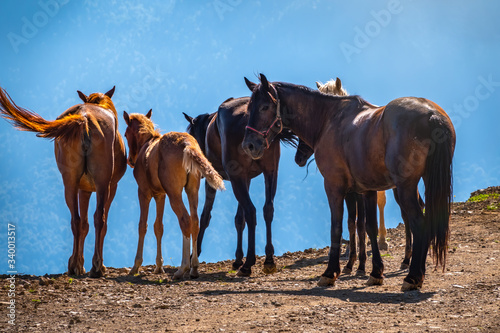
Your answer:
[242,74,455,291]
[183,96,296,276]
[124,110,224,279]
[0,87,127,277]
[296,78,420,271]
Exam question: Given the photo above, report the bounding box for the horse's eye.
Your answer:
[262,105,268,111]
[274,121,281,128]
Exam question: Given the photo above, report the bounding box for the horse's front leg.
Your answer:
[318,181,345,286]
[365,191,384,285]
[262,169,278,274]
[129,190,151,275]
[233,204,245,270]
[153,195,166,274]
[197,181,217,256]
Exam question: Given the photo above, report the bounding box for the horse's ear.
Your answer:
[183,112,194,124]
[123,111,130,125]
[259,74,270,91]
[244,77,257,92]
[335,77,342,89]
[146,109,152,119]
[315,81,322,89]
[105,86,115,98]
[77,90,88,103]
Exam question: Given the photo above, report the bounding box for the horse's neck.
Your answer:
[281,88,339,148]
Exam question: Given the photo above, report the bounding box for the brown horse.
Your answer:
[297,78,419,273]
[183,97,297,276]
[242,74,455,291]
[123,109,224,279]
[0,86,127,277]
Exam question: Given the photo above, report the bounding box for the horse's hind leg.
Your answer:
[75,190,91,275]
[185,173,201,279]
[377,191,388,251]
[262,169,278,274]
[166,189,192,280]
[153,194,166,274]
[197,181,217,256]
[396,185,427,291]
[393,188,412,269]
[129,190,152,275]
[66,184,83,276]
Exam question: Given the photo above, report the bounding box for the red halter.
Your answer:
[245,89,283,149]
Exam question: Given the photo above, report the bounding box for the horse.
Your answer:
[183,96,297,276]
[297,78,421,273]
[242,74,455,291]
[0,86,127,277]
[123,109,224,279]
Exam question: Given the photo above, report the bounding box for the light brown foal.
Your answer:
[123,110,224,279]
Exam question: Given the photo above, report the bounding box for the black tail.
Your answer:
[424,120,454,270]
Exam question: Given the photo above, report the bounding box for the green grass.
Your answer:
[467,193,499,203]
[31,299,41,303]
[227,270,237,274]
[487,203,499,210]
[68,278,74,284]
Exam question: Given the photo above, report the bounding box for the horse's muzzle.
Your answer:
[241,138,264,160]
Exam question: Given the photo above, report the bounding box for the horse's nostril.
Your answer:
[247,143,255,152]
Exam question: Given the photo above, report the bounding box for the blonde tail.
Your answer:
[183,143,225,191]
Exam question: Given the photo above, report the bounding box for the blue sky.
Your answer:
[0,0,499,275]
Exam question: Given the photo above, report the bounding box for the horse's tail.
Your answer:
[0,87,88,141]
[424,117,454,271]
[182,140,225,191]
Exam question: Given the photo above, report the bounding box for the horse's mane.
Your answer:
[274,82,374,109]
[130,113,161,139]
[276,128,298,148]
[87,93,118,118]
[317,79,349,96]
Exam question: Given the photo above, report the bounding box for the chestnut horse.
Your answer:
[242,74,455,291]
[183,96,296,276]
[124,110,224,279]
[0,87,127,277]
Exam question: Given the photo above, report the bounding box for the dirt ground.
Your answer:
[2,187,499,332]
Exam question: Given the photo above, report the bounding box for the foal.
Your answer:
[124,110,224,279]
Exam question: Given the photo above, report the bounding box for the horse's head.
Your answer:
[316,78,348,96]
[294,139,314,167]
[183,112,213,153]
[78,86,117,117]
[242,74,283,160]
[123,109,156,168]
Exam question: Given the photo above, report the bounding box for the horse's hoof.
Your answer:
[366,275,384,286]
[173,270,185,280]
[342,266,352,275]
[232,261,243,270]
[401,280,421,291]
[262,263,277,275]
[355,269,367,277]
[89,268,103,278]
[190,268,199,279]
[237,266,252,277]
[317,275,336,287]
[378,241,389,251]
[154,266,165,274]
[128,266,139,276]
[101,265,107,274]
[400,262,409,270]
